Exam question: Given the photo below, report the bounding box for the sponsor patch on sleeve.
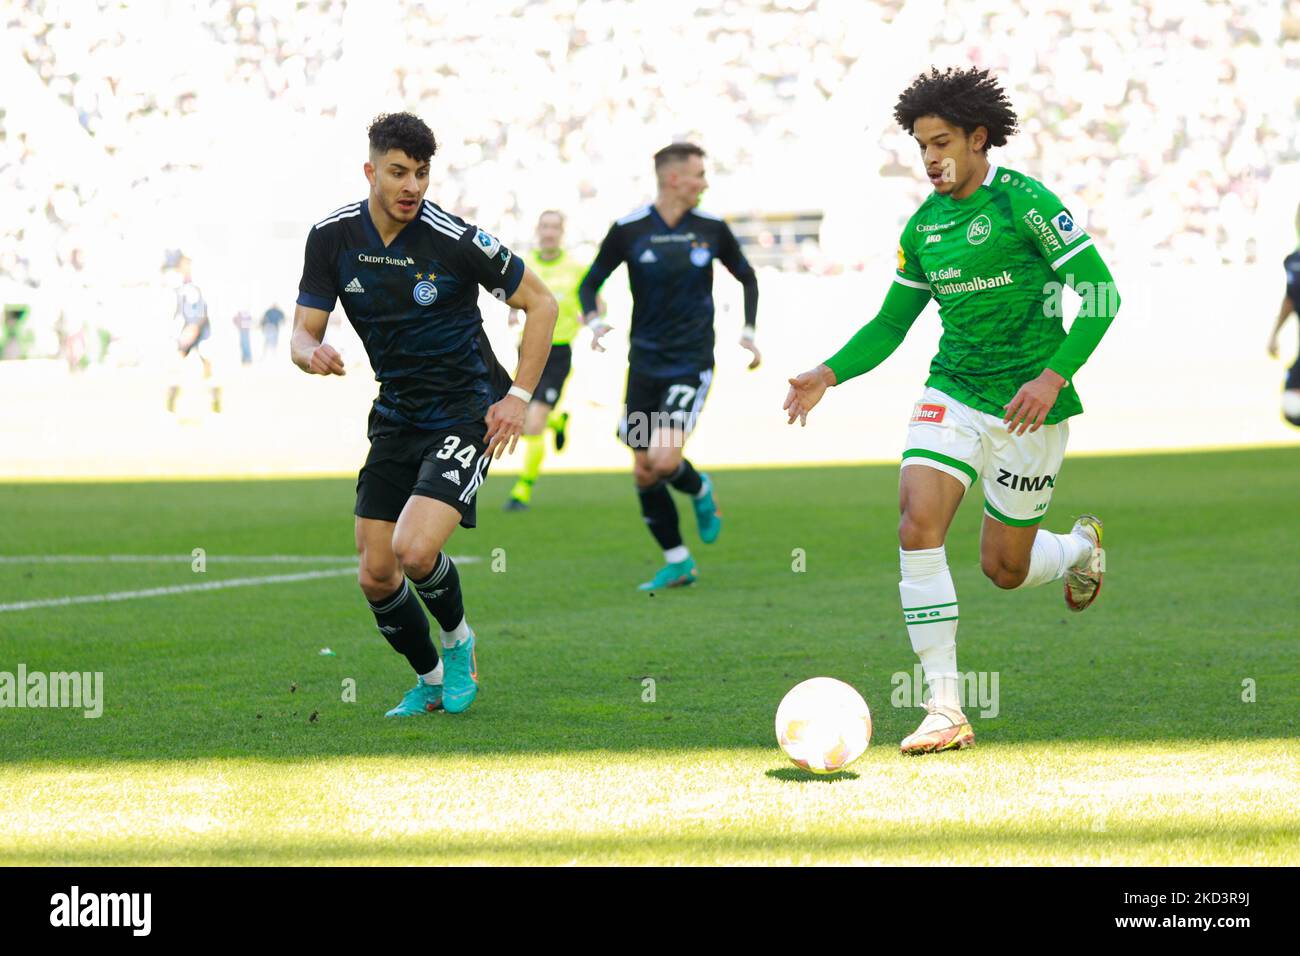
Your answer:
[473,228,502,258]
[1050,210,1085,245]
[911,402,947,424]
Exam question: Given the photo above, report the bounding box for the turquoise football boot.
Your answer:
[692,473,722,544]
[442,628,479,715]
[385,679,443,717]
[637,557,699,592]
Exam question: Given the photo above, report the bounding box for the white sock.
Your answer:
[663,545,690,564]
[420,661,444,685]
[899,546,961,711]
[1016,529,1093,589]
[439,615,470,649]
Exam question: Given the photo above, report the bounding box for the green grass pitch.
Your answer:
[1,447,1297,865]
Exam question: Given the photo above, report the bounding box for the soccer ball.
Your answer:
[774,677,872,774]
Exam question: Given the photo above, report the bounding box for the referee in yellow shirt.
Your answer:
[505,210,599,510]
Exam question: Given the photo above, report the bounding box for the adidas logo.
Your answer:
[638,249,658,263]
[443,469,461,486]
[378,624,400,635]
[344,277,365,294]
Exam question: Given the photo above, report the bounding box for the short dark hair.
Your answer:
[368,112,437,163]
[893,67,1018,151]
[654,142,705,172]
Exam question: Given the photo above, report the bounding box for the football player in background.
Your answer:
[579,143,760,591]
[503,209,598,511]
[165,252,221,414]
[1265,207,1300,427]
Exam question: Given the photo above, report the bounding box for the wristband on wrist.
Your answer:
[741,325,756,342]
[508,385,532,403]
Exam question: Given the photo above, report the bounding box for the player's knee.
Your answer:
[981,553,1027,590]
[633,460,657,488]
[357,562,401,602]
[1283,392,1300,426]
[392,538,438,580]
[898,513,943,551]
[524,405,549,435]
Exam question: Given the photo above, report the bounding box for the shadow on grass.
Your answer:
[765,767,859,783]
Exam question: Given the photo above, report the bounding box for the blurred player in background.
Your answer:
[165,252,221,414]
[579,143,760,591]
[785,68,1119,754]
[1265,208,1300,427]
[503,209,599,511]
[291,112,557,718]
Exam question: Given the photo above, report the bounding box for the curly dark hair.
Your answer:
[367,112,437,162]
[893,67,1018,150]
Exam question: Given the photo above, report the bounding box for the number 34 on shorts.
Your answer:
[900,387,1070,526]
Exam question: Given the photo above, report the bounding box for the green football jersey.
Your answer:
[528,248,587,345]
[895,164,1095,422]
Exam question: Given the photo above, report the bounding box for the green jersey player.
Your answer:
[784,67,1120,755]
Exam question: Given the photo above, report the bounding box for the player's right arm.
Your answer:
[784,231,930,426]
[290,223,345,375]
[577,224,624,352]
[290,305,345,375]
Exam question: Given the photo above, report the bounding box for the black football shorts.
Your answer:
[355,408,492,528]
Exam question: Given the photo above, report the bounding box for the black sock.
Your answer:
[410,552,464,633]
[637,480,683,550]
[668,459,704,497]
[368,581,438,674]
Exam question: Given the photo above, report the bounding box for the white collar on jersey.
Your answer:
[983,164,999,187]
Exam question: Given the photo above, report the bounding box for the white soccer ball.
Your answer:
[774,677,872,774]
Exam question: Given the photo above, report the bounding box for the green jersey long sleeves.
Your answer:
[826,164,1120,423]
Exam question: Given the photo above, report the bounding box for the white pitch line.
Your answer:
[0,554,358,564]
[0,554,482,565]
[0,555,483,613]
[0,568,357,613]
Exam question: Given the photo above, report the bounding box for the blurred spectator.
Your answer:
[260,303,285,359]
[3,0,1300,318]
[233,309,253,365]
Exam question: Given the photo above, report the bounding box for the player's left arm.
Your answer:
[459,227,558,458]
[717,222,761,369]
[1004,195,1122,435]
[1266,293,1295,358]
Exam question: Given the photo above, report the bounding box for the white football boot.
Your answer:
[900,700,974,755]
[1064,514,1106,612]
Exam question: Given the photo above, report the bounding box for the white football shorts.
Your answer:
[900,386,1069,526]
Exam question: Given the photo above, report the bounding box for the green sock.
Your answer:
[510,434,545,503]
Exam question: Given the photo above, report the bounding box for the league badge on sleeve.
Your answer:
[1051,211,1085,245]
[473,228,502,258]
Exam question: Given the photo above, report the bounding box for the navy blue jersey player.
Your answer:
[578,142,760,591]
[291,113,557,718]
[1267,233,1300,427]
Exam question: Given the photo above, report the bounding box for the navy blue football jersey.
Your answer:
[578,205,757,377]
[297,198,524,431]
